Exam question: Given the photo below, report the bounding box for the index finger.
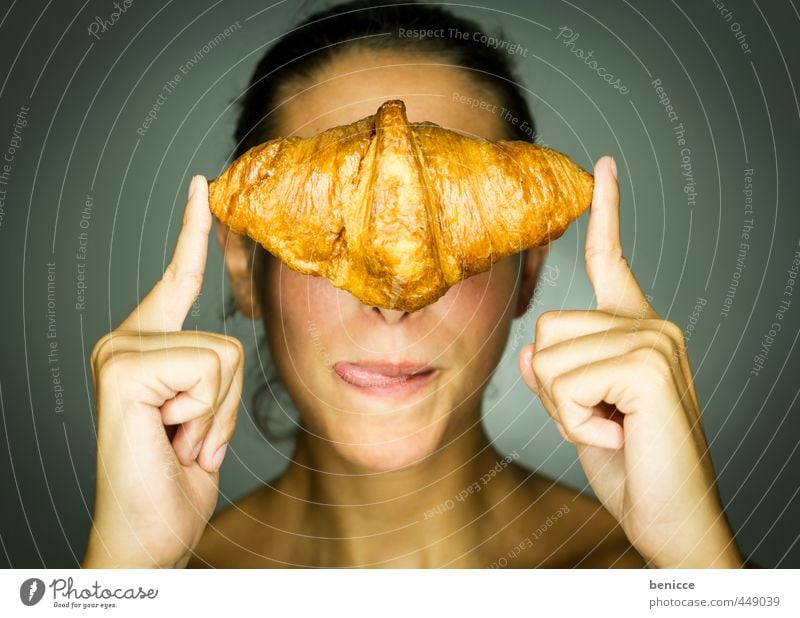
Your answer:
[584,156,654,318]
[119,175,211,332]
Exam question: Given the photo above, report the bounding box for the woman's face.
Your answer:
[250,49,539,472]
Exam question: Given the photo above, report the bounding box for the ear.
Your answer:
[215,218,262,319]
[514,245,548,319]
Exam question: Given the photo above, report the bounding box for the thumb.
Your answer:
[518,343,539,393]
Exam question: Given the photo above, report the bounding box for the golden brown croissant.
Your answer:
[209,99,593,311]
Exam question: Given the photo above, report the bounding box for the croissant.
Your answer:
[209,99,593,311]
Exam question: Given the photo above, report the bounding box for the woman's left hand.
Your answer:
[518,155,744,568]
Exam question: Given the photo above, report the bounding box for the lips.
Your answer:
[333,361,436,388]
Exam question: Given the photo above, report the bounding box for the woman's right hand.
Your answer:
[82,175,244,568]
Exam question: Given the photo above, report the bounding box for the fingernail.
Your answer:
[212,443,228,471]
[522,344,533,368]
[609,156,618,180]
[187,175,199,200]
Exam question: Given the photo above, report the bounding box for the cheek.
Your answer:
[265,249,520,324]
[263,255,519,379]
[435,260,519,328]
[263,261,347,371]
[428,260,520,371]
[267,261,342,323]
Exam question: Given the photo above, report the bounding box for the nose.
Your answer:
[372,306,409,324]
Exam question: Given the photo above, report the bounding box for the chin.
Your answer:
[318,402,453,473]
[333,436,441,473]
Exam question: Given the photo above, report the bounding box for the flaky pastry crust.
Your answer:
[209,100,594,311]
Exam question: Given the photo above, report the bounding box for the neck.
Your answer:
[280,408,514,567]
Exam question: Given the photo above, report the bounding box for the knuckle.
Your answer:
[91,331,131,375]
[645,322,683,366]
[201,346,222,374]
[90,332,113,371]
[632,347,672,383]
[630,345,655,365]
[661,319,683,342]
[535,311,556,343]
[202,350,223,390]
[649,330,677,359]
[530,350,549,381]
[186,347,220,389]
[96,351,134,385]
[549,374,570,403]
[223,335,245,364]
[662,321,687,358]
[645,318,679,341]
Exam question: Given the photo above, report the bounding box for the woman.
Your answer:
[82,0,746,568]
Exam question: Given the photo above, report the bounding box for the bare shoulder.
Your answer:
[187,482,291,568]
[186,463,647,569]
[503,462,647,568]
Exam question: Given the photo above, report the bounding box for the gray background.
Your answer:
[1,0,798,567]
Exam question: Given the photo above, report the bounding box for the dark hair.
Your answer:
[224,0,538,441]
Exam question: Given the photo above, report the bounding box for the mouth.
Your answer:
[333,361,438,396]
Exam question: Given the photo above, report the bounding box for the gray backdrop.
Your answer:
[1,0,798,567]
